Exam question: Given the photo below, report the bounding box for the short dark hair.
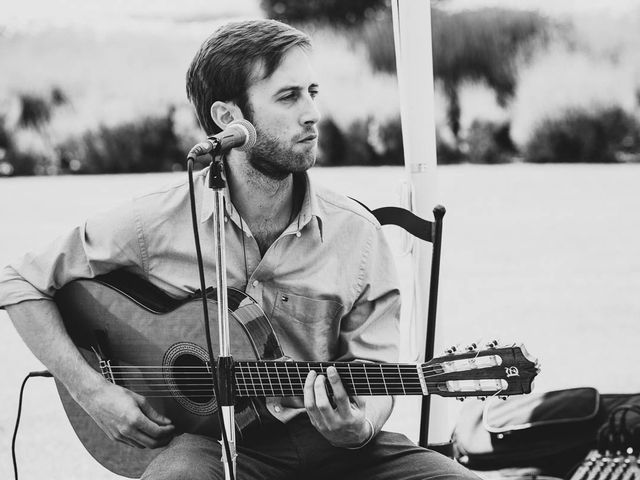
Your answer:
[186,19,311,135]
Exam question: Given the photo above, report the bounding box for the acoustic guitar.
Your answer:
[54,271,539,478]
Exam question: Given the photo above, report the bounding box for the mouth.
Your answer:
[298,134,318,143]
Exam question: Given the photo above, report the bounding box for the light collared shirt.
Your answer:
[0,168,401,421]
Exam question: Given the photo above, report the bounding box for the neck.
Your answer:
[225,155,294,225]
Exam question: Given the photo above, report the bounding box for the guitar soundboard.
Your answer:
[569,450,640,480]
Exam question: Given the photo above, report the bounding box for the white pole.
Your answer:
[391,0,450,445]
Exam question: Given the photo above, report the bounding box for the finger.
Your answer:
[137,397,173,426]
[350,395,367,410]
[313,373,333,414]
[304,370,318,412]
[130,428,173,449]
[136,399,175,438]
[326,366,351,415]
[114,433,146,449]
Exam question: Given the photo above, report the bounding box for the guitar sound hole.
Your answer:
[173,354,214,405]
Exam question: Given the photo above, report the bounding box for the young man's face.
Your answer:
[243,46,321,179]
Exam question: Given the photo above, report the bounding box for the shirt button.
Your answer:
[252,280,259,287]
[295,231,301,238]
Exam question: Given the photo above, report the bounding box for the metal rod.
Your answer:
[213,189,231,354]
[210,159,237,480]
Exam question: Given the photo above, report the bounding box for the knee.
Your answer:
[140,434,223,480]
[141,461,223,480]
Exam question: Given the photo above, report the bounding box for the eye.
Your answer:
[309,89,319,99]
[280,92,298,102]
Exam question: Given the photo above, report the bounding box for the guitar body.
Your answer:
[54,271,284,478]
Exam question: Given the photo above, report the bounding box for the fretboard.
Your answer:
[234,361,424,397]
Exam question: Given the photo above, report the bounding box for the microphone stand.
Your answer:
[208,154,237,480]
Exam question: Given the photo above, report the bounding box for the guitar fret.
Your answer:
[265,363,275,395]
[274,362,283,396]
[397,364,406,395]
[347,363,356,395]
[256,362,265,396]
[380,364,389,395]
[295,363,303,395]
[251,363,257,396]
[237,362,245,396]
[364,364,373,395]
[284,364,293,396]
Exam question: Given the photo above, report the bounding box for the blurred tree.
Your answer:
[17,93,52,130]
[261,0,387,26]
[432,8,548,142]
[360,5,548,149]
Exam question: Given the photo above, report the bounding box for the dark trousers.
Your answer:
[141,415,479,480]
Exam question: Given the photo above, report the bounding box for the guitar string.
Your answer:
[79,384,505,399]
[100,365,494,380]
[104,371,449,382]
[92,381,477,394]
[100,374,505,388]
[100,364,454,374]
[100,380,508,397]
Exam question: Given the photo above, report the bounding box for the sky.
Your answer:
[1,0,639,34]
[0,0,261,34]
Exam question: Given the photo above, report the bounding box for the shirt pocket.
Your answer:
[270,290,344,361]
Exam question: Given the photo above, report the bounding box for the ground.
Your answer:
[1,164,639,478]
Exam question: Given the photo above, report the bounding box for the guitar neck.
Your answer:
[235,361,425,397]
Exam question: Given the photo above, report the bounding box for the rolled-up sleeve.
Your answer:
[337,225,401,364]
[0,202,144,309]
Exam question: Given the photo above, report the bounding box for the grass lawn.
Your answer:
[1,164,639,478]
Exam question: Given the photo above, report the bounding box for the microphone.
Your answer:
[187,119,257,160]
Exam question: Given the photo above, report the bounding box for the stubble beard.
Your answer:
[246,130,317,181]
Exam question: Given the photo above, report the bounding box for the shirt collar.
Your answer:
[200,168,324,241]
[199,166,237,223]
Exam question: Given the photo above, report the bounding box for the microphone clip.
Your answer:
[208,157,226,190]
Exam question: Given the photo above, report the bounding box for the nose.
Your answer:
[300,93,321,126]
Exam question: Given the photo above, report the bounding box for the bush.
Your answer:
[316,116,403,166]
[342,117,376,166]
[317,117,346,166]
[436,130,464,165]
[0,115,38,176]
[524,106,640,163]
[376,115,404,165]
[465,120,518,164]
[60,108,183,174]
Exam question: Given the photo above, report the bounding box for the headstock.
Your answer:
[421,343,539,400]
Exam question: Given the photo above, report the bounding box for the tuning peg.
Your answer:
[445,345,458,354]
[456,397,466,402]
[486,340,499,349]
[466,343,478,352]
[499,396,508,401]
[477,396,486,401]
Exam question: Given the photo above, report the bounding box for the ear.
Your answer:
[210,101,242,130]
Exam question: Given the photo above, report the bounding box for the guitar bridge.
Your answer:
[92,346,115,384]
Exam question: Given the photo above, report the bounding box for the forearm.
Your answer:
[6,299,106,401]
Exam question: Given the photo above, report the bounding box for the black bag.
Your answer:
[452,387,640,477]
